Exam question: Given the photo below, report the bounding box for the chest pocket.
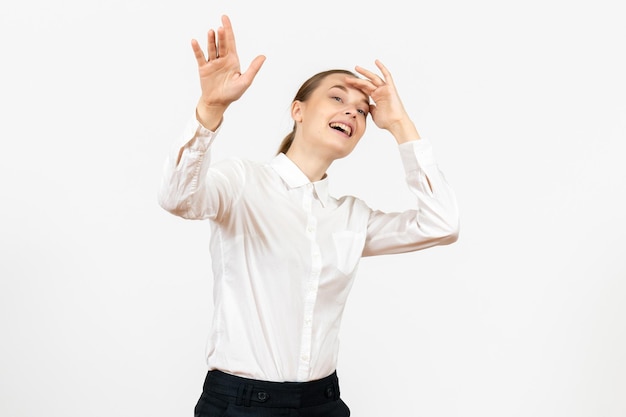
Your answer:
[332,231,365,275]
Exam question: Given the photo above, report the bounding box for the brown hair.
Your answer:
[276,69,357,155]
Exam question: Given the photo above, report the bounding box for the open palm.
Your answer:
[192,15,266,110]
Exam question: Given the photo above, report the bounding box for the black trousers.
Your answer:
[194,370,350,417]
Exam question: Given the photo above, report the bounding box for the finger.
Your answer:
[344,76,376,96]
[354,65,385,86]
[219,14,238,57]
[207,29,217,61]
[374,59,396,87]
[191,39,207,65]
[216,26,226,58]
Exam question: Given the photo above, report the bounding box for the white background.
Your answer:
[1,1,625,416]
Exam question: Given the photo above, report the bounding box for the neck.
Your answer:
[284,146,332,182]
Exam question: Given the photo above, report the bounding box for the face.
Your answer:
[291,73,370,160]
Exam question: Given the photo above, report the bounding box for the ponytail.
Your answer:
[276,124,296,155]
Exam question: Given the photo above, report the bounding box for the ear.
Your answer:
[291,100,303,123]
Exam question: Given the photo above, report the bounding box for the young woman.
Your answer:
[159,14,460,417]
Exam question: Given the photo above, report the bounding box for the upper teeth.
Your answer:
[330,122,352,137]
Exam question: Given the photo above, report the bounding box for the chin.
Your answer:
[324,138,359,161]
[329,148,355,161]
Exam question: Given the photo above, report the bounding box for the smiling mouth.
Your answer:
[329,122,352,137]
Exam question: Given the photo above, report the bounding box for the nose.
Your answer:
[345,110,356,118]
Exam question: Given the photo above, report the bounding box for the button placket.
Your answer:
[297,186,321,380]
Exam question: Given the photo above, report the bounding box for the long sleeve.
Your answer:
[157,117,245,221]
[362,139,460,256]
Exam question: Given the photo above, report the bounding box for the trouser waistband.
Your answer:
[202,370,341,408]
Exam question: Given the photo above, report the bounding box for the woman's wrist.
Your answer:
[388,118,421,144]
[196,101,228,131]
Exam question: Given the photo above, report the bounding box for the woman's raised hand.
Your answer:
[345,60,420,143]
[191,15,266,130]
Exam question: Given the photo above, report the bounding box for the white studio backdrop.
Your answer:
[1,1,625,416]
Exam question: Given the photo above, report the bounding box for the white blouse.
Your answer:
[158,117,460,382]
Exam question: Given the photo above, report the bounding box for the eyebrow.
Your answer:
[329,84,370,108]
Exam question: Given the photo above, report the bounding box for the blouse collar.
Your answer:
[270,153,330,207]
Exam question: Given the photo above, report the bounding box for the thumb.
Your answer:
[368,103,378,123]
[240,55,266,85]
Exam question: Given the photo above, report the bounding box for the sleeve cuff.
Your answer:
[174,112,222,153]
[398,139,436,172]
